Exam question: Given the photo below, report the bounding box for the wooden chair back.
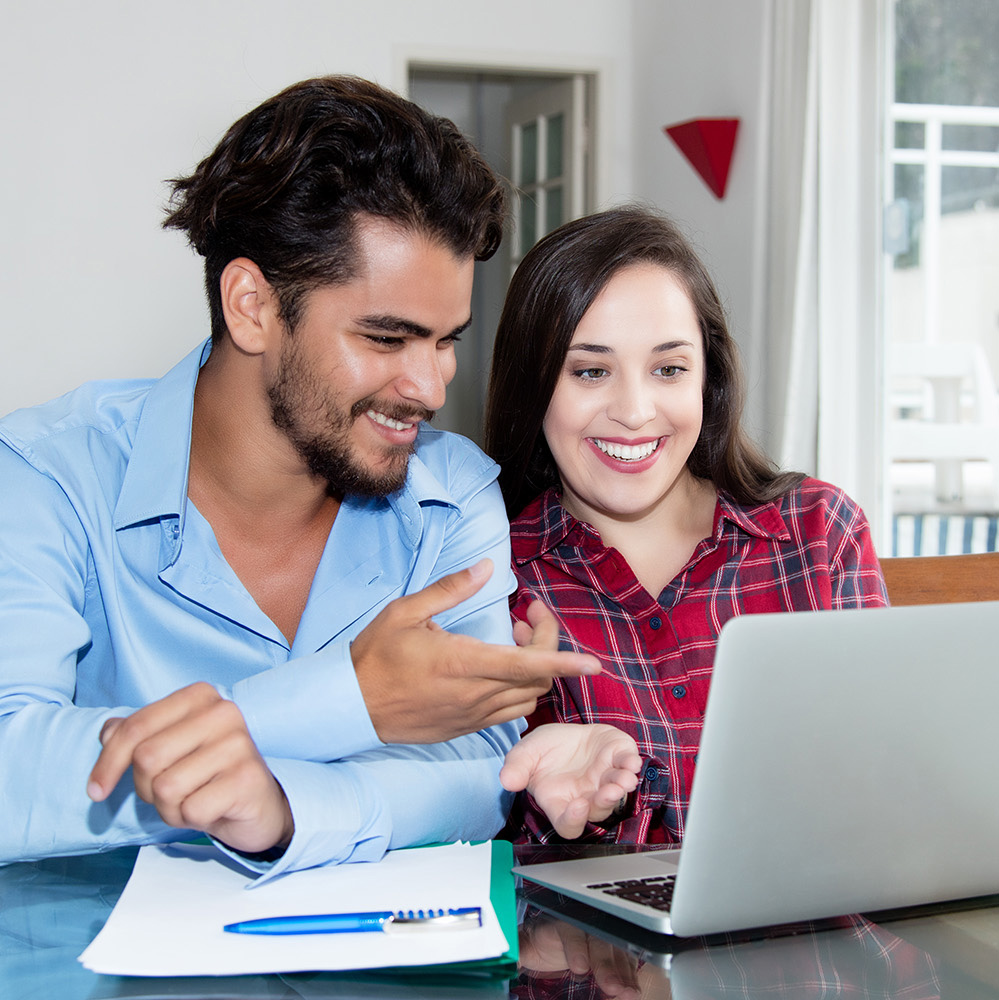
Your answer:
[879,552,999,606]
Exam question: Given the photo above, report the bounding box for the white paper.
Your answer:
[79,841,507,977]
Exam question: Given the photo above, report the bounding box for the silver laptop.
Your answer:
[514,600,999,938]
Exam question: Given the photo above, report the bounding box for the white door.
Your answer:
[506,75,589,273]
[408,69,594,441]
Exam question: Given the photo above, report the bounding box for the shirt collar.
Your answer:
[713,490,791,542]
[113,338,458,547]
[113,339,210,531]
[387,442,460,549]
[510,487,596,565]
[511,484,791,565]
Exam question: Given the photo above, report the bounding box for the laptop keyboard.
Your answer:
[585,875,676,912]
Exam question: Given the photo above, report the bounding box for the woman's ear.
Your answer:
[219,258,280,355]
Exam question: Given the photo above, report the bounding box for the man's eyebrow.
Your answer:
[358,314,473,339]
[567,339,695,355]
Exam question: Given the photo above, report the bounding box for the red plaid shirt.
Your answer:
[505,478,888,845]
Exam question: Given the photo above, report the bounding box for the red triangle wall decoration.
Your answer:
[663,117,740,200]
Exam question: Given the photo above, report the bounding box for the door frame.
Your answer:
[393,46,613,207]
[395,48,612,442]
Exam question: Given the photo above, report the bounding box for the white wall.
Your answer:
[1,0,636,413]
[629,0,772,443]
[3,1,772,424]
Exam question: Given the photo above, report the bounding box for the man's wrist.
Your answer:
[230,843,287,863]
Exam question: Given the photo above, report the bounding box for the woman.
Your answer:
[488,207,887,845]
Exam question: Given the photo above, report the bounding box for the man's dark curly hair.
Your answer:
[163,75,506,342]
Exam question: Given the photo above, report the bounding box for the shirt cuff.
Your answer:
[231,643,382,761]
[239,757,392,883]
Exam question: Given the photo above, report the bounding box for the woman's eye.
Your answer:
[655,365,684,378]
[574,367,607,380]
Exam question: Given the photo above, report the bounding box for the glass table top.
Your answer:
[3,846,999,999]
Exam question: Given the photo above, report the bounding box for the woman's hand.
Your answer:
[501,722,642,838]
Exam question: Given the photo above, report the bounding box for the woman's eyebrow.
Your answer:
[566,342,613,354]
[566,339,695,354]
[653,339,697,353]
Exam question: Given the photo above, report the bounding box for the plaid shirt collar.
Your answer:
[511,485,792,566]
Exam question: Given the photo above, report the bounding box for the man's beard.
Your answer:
[267,338,432,498]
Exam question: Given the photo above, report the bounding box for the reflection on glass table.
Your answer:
[514,888,945,1000]
[4,845,999,999]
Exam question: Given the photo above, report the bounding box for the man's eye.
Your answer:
[366,335,404,347]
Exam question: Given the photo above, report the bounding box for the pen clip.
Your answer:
[384,907,482,933]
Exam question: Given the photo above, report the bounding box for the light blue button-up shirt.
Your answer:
[0,342,520,876]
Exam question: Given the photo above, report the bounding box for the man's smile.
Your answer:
[366,408,417,432]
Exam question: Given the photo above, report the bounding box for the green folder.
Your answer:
[376,839,519,980]
[188,835,519,981]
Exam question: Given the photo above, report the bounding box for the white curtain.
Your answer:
[759,0,887,538]
[759,0,819,475]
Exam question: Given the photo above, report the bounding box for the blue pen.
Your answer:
[224,906,482,935]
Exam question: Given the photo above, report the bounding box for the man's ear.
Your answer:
[219,258,280,355]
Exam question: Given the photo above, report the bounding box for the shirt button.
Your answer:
[645,766,659,782]
[649,616,662,630]
[672,685,687,699]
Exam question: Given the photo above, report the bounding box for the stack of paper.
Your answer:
[79,841,510,977]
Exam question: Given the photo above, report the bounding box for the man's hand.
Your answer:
[86,682,293,856]
[500,723,642,839]
[350,559,601,744]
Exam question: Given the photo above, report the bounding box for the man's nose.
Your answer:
[395,345,454,412]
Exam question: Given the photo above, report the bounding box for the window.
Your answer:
[884,0,999,555]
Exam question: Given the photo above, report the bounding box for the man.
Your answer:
[0,76,618,876]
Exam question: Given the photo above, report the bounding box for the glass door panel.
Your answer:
[885,0,999,554]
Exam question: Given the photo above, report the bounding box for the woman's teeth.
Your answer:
[593,438,660,461]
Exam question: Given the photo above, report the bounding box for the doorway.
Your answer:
[408,67,595,443]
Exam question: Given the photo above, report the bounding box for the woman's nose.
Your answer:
[606,377,657,429]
